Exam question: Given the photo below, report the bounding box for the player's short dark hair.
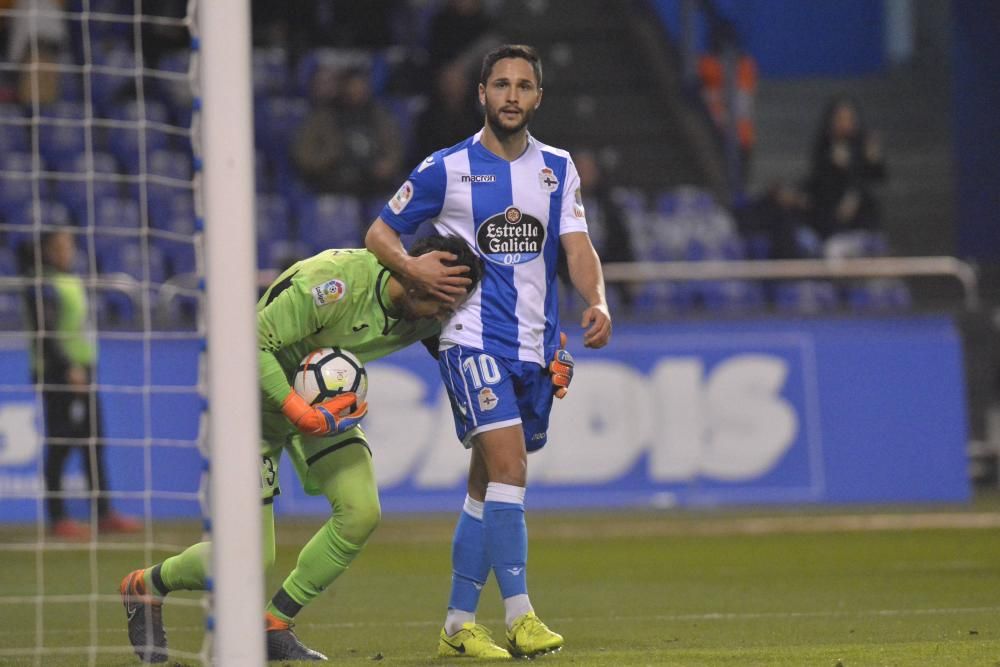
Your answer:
[408,234,484,294]
[480,44,543,87]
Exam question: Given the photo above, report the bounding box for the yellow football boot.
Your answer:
[438,622,512,659]
[505,611,563,658]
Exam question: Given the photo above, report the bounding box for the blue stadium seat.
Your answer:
[94,196,142,229]
[98,239,166,283]
[106,100,171,174]
[773,280,839,314]
[260,239,310,271]
[256,194,291,244]
[0,104,29,154]
[148,192,195,232]
[154,49,194,126]
[153,237,197,277]
[0,152,36,218]
[254,96,308,164]
[90,46,137,114]
[38,102,87,167]
[253,47,290,99]
[295,193,363,254]
[846,279,912,312]
[52,152,121,223]
[0,247,18,276]
[0,292,25,331]
[144,148,193,210]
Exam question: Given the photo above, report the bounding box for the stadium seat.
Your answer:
[90,46,138,114]
[153,237,197,277]
[0,104,29,154]
[52,152,121,223]
[256,194,291,245]
[846,279,912,312]
[773,280,839,314]
[98,239,167,283]
[254,95,308,164]
[0,152,37,218]
[94,196,142,229]
[148,192,195,232]
[0,247,18,277]
[38,102,87,168]
[260,239,310,272]
[253,47,290,99]
[106,100,171,174]
[0,292,25,331]
[144,148,193,208]
[154,49,194,126]
[295,193,364,254]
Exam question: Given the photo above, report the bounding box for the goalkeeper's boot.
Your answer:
[265,612,328,662]
[119,569,168,663]
[506,611,563,658]
[438,622,511,659]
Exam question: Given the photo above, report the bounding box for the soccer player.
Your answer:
[22,230,141,540]
[119,235,482,663]
[365,44,612,659]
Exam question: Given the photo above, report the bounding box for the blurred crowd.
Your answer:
[0,0,906,329]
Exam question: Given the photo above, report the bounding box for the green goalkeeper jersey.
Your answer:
[257,249,439,409]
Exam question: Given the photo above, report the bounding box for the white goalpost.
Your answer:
[0,0,263,664]
[197,0,265,664]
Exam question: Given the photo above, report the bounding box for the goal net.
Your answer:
[0,1,261,664]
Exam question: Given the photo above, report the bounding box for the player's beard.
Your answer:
[484,101,535,140]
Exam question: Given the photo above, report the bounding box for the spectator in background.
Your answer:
[560,148,635,312]
[6,0,68,105]
[804,95,886,242]
[291,64,403,197]
[20,230,140,541]
[697,18,757,189]
[408,62,482,166]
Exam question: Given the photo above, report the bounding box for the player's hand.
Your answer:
[580,303,611,349]
[408,251,471,303]
[549,332,574,399]
[281,390,368,437]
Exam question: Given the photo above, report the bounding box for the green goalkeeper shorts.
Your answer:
[260,408,370,502]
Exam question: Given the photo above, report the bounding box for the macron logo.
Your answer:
[461,174,497,183]
[506,567,523,576]
[418,156,435,173]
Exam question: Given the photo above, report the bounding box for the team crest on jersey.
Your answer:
[312,279,346,306]
[538,167,559,192]
[476,206,545,266]
[388,180,413,214]
[478,387,499,411]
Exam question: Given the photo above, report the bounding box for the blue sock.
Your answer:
[483,484,527,599]
[448,497,490,613]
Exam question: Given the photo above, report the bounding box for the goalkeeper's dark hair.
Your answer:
[408,234,484,294]
[480,44,542,87]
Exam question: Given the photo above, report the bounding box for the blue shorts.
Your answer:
[438,344,554,451]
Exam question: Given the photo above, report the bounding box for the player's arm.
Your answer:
[561,231,612,349]
[365,217,470,303]
[257,275,365,435]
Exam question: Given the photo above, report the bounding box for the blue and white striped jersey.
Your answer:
[380,130,589,366]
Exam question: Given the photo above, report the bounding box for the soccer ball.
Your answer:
[293,348,368,411]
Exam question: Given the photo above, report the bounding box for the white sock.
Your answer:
[445,609,476,636]
[504,593,533,628]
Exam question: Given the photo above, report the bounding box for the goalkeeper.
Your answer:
[119,235,482,663]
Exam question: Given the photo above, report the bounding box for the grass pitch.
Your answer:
[1,504,999,666]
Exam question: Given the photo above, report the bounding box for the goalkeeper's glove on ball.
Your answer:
[281,390,368,437]
[549,332,574,399]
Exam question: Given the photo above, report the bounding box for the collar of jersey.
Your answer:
[375,267,401,335]
[472,131,535,163]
